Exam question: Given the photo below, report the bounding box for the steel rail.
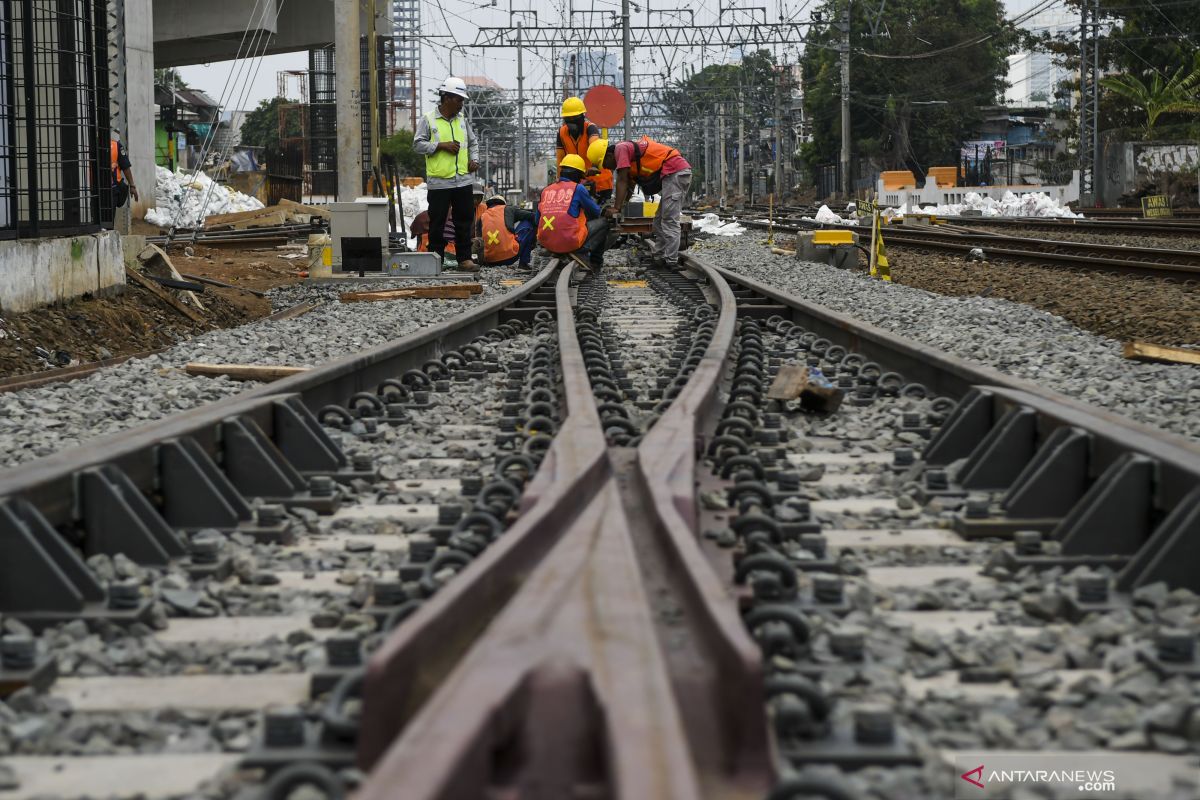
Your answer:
[357,259,773,798]
[698,211,1200,280]
[0,267,557,529]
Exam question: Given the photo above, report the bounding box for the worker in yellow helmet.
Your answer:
[536,153,610,269]
[555,97,614,203]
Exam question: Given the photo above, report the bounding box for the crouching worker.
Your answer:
[480,195,535,268]
[536,154,609,269]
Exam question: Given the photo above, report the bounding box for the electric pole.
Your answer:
[517,22,529,198]
[622,0,632,138]
[839,1,851,199]
[738,94,745,199]
[775,68,783,198]
[719,103,727,201]
[335,0,363,199]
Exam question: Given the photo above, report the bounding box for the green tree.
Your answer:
[238,96,301,152]
[1101,55,1200,137]
[154,68,190,89]
[800,0,1014,184]
[380,128,425,178]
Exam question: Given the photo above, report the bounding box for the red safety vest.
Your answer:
[481,205,519,263]
[537,182,587,254]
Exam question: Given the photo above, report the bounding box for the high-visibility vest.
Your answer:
[537,182,587,254]
[626,136,680,184]
[558,123,613,192]
[424,112,469,179]
[481,205,519,263]
[111,140,123,183]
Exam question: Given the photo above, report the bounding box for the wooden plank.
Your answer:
[202,205,285,228]
[339,283,482,303]
[264,301,319,322]
[279,197,331,220]
[1122,340,1200,366]
[184,363,312,382]
[125,267,207,325]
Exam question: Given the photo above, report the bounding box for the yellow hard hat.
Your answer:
[587,138,609,168]
[561,96,586,118]
[560,154,587,172]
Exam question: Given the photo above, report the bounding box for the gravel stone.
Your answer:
[697,236,1200,440]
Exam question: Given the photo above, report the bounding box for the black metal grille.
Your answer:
[308,39,391,198]
[7,0,110,238]
[0,2,17,239]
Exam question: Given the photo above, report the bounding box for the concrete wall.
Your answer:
[0,232,125,314]
[1098,140,1200,206]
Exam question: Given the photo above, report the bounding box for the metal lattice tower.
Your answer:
[390,0,420,131]
[1079,0,1100,202]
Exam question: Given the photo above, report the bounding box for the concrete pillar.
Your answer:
[123,0,156,224]
[335,0,362,200]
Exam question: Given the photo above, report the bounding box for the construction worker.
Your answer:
[555,97,614,203]
[413,76,480,272]
[590,136,691,268]
[536,154,609,269]
[111,132,139,208]
[479,195,535,268]
[444,182,486,262]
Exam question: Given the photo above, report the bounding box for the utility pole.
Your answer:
[718,103,727,201]
[738,94,745,199]
[335,0,363,199]
[1091,0,1101,205]
[367,0,379,172]
[517,22,529,198]
[704,116,712,196]
[774,68,784,198]
[622,0,632,137]
[839,1,851,199]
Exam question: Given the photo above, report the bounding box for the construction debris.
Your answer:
[137,244,205,312]
[766,364,844,412]
[339,284,483,303]
[183,363,312,382]
[144,166,264,228]
[1122,341,1200,366]
[124,268,207,325]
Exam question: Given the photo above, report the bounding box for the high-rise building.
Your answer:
[390,0,421,131]
[560,51,622,97]
[1005,6,1074,107]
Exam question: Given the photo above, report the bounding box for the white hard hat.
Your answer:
[437,76,469,99]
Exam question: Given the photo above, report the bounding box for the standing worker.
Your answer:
[111,132,139,208]
[536,154,609,269]
[555,97,614,203]
[591,136,691,268]
[413,76,480,272]
[479,195,536,269]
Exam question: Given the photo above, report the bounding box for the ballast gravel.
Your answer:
[0,271,528,467]
[696,235,1200,441]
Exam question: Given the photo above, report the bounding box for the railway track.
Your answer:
[1,250,1198,798]
[694,209,1200,281]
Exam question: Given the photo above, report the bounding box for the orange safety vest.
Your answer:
[558,123,613,193]
[481,205,519,263]
[626,136,679,182]
[445,202,486,256]
[537,182,587,254]
[111,140,123,183]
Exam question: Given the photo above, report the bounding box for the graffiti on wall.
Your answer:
[1136,144,1199,174]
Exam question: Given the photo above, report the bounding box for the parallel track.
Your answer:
[1,250,1198,799]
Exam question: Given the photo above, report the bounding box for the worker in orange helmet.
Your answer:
[536,154,609,269]
[555,96,613,203]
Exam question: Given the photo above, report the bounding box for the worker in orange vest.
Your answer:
[478,195,535,268]
[555,97,614,204]
[110,133,139,208]
[536,154,609,269]
[591,136,691,268]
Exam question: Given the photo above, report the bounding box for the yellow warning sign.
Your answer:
[500,279,523,286]
[607,280,648,288]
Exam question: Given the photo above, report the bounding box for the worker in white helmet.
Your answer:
[414,77,481,272]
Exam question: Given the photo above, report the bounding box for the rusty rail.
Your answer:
[357,260,772,798]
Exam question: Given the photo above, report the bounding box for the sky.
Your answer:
[175,0,1060,116]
